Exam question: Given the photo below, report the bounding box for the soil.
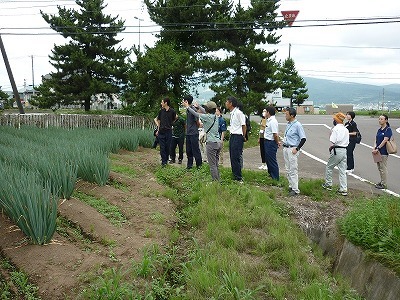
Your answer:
[0,146,379,299]
[0,148,175,299]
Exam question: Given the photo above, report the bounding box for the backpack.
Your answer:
[245,116,251,141]
[355,131,362,144]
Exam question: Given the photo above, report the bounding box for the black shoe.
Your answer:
[375,182,386,189]
[169,159,175,164]
[288,190,299,197]
[178,159,182,164]
[322,183,332,191]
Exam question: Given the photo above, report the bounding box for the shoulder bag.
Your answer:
[386,136,397,154]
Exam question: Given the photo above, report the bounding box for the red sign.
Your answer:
[281,10,299,26]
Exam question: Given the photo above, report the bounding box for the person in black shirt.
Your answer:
[344,111,359,172]
[155,97,176,166]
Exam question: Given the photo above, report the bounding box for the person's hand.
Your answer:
[329,145,334,152]
[181,100,189,108]
[292,148,298,155]
[372,148,379,154]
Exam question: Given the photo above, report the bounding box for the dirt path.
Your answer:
[0,148,175,299]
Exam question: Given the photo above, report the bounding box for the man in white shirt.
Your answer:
[264,106,280,180]
[225,96,246,182]
[322,112,350,196]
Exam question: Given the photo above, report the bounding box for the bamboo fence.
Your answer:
[0,113,154,130]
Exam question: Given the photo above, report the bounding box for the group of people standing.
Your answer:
[155,96,395,194]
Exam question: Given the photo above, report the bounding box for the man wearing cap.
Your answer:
[322,112,349,196]
[282,107,306,196]
[182,99,221,180]
[183,95,202,169]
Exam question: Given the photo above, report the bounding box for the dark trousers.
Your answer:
[170,135,184,161]
[229,134,244,181]
[259,137,266,163]
[158,130,172,165]
[346,141,356,170]
[186,134,202,168]
[264,139,279,180]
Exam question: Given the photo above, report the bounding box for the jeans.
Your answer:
[170,135,184,161]
[229,134,244,181]
[346,141,356,170]
[264,139,279,180]
[158,130,172,165]
[186,134,202,168]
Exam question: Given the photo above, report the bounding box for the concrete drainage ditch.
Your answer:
[305,226,400,300]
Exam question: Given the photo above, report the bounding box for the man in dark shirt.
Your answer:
[155,97,176,166]
[183,95,202,169]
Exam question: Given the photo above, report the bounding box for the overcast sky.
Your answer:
[1,0,399,92]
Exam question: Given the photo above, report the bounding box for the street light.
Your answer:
[134,16,144,52]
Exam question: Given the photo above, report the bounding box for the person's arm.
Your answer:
[187,106,201,118]
[154,116,160,136]
[293,138,306,154]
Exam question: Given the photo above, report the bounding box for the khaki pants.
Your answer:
[377,155,388,185]
[325,148,347,192]
[283,147,300,193]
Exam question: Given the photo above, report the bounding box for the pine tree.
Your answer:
[277,58,309,107]
[41,0,130,111]
[144,0,285,115]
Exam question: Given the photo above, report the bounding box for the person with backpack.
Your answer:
[344,111,360,173]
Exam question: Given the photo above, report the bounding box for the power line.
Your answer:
[1,17,400,35]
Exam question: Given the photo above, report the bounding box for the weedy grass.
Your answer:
[338,195,400,275]
[151,165,362,299]
[73,191,127,227]
[75,153,365,299]
[0,257,40,300]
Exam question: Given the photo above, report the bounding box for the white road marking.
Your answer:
[279,123,399,197]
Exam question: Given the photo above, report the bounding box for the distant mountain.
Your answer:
[196,77,400,109]
[304,77,400,107]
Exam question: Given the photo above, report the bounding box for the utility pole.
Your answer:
[0,34,25,114]
[134,17,144,52]
[31,55,35,93]
[289,43,291,58]
[382,88,385,111]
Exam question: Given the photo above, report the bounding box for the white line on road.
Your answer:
[279,123,400,197]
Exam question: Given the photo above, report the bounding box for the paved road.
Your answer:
[247,114,400,197]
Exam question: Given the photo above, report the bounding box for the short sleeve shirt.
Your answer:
[264,115,278,140]
[284,120,306,147]
[376,126,392,155]
[330,124,349,147]
[229,107,246,135]
[157,107,176,133]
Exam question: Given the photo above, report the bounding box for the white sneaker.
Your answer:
[258,165,265,170]
[346,169,354,174]
[262,165,268,170]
